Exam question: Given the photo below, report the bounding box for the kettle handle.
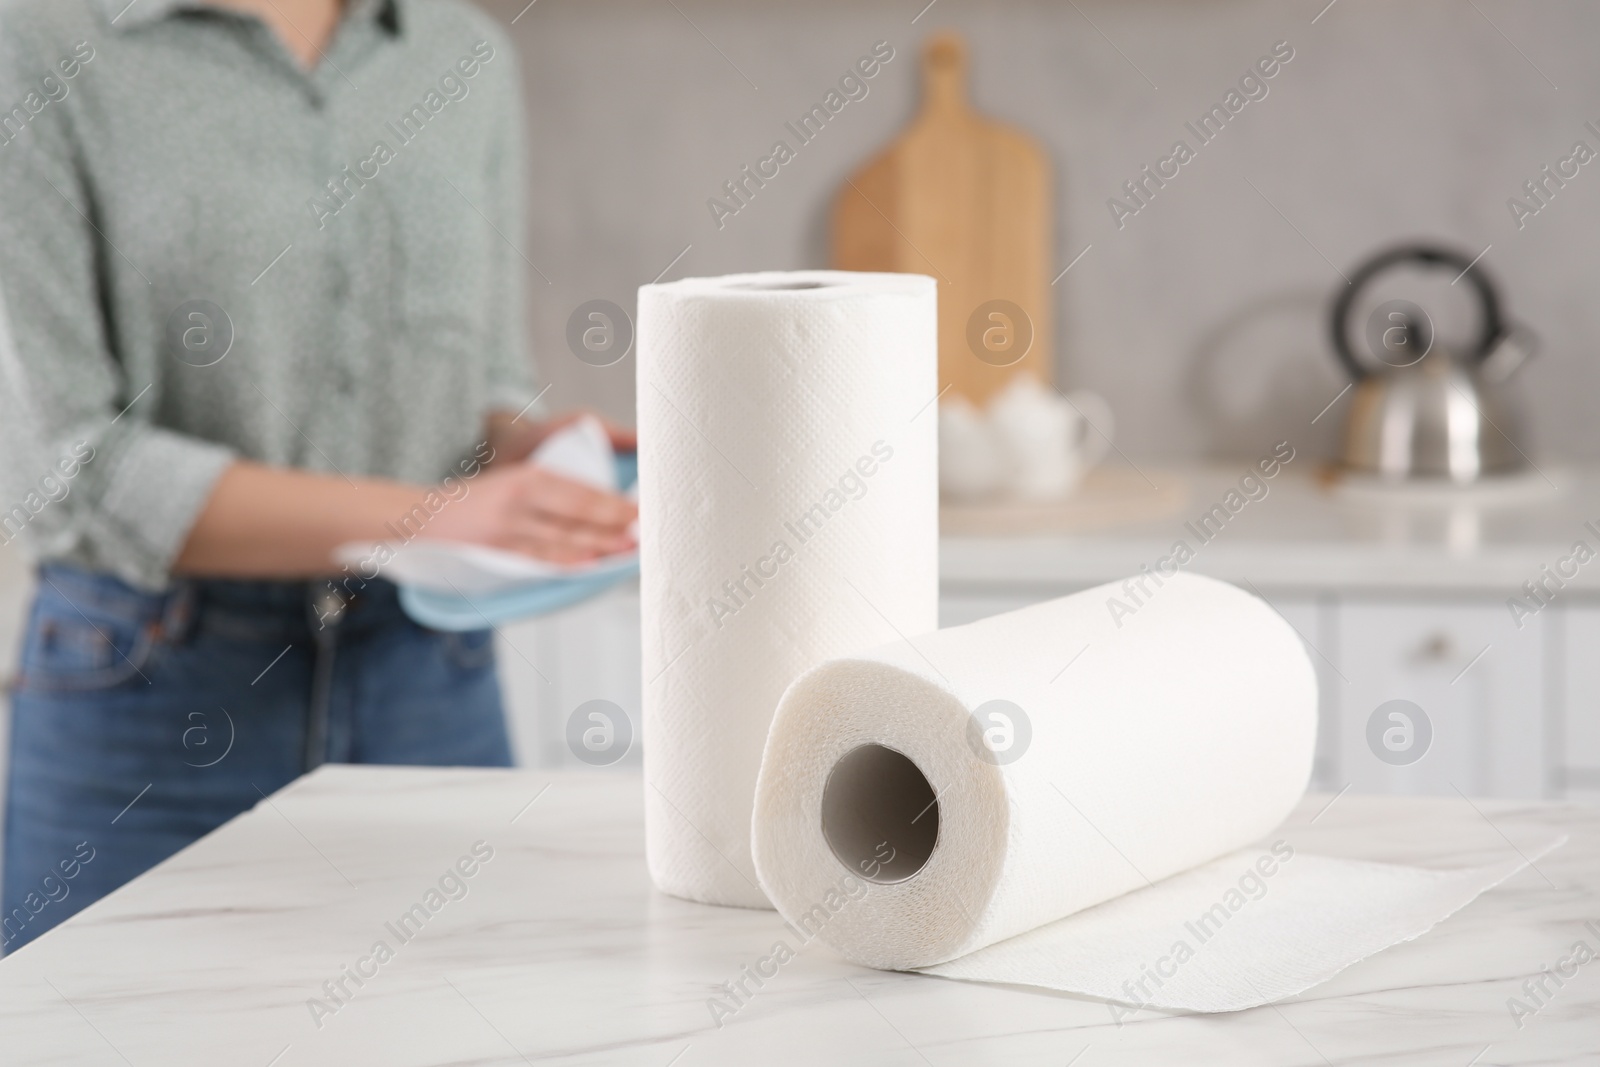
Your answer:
[1329,243,1506,380]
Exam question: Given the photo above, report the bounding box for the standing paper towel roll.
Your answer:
[638,270,938,908]
[752,573,1561,1010]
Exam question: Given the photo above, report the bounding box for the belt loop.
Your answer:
[158,580,199,644]
[310,582,350,633]
[303,581,350,772]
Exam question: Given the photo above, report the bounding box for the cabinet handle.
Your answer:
[1412,632,1455,663]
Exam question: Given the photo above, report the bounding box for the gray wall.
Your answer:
[479,0,1600,464]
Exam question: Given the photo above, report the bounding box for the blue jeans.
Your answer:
[2,564,510,953]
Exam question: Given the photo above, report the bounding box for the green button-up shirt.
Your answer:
[0,0,538,589]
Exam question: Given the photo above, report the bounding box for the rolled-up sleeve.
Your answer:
[0,28,233,590]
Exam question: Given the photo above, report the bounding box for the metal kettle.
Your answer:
[1329,243,1537,483]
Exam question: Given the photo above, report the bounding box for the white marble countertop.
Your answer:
[943,465,1600,595]
[0,765,1595,1065]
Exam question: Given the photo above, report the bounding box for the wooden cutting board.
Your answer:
[832,31,1053,406]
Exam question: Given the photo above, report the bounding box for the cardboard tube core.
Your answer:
[820,743,940,884]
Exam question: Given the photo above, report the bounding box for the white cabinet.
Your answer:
[1560,605,1600,802]
[496,583,643,771]
[940,592,1052,627]
[1333,598,1546,798]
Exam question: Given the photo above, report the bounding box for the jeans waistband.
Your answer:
[36,563,413,644]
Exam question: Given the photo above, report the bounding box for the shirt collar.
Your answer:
[97,0,402,36]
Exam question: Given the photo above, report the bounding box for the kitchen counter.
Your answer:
[943,464,1600,595]
[0,765,1594,1065]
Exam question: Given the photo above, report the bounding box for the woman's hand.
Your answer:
[173,457,637,578]
[174,410,639,578]
[427,462,636,564]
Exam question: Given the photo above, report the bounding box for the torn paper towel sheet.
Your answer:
[526,413,619,496]
[751,572,1564,1010]
[365,540,635,597]
[922,837,1564,1012]
[638,271,938,908]
[333,415,638,597]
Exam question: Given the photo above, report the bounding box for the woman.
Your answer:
[0,0,635,951]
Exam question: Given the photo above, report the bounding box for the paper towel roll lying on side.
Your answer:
[638,270,939,908]
[753,573,1562,1011]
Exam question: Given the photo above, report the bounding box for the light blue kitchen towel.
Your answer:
[397,454,638,631]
